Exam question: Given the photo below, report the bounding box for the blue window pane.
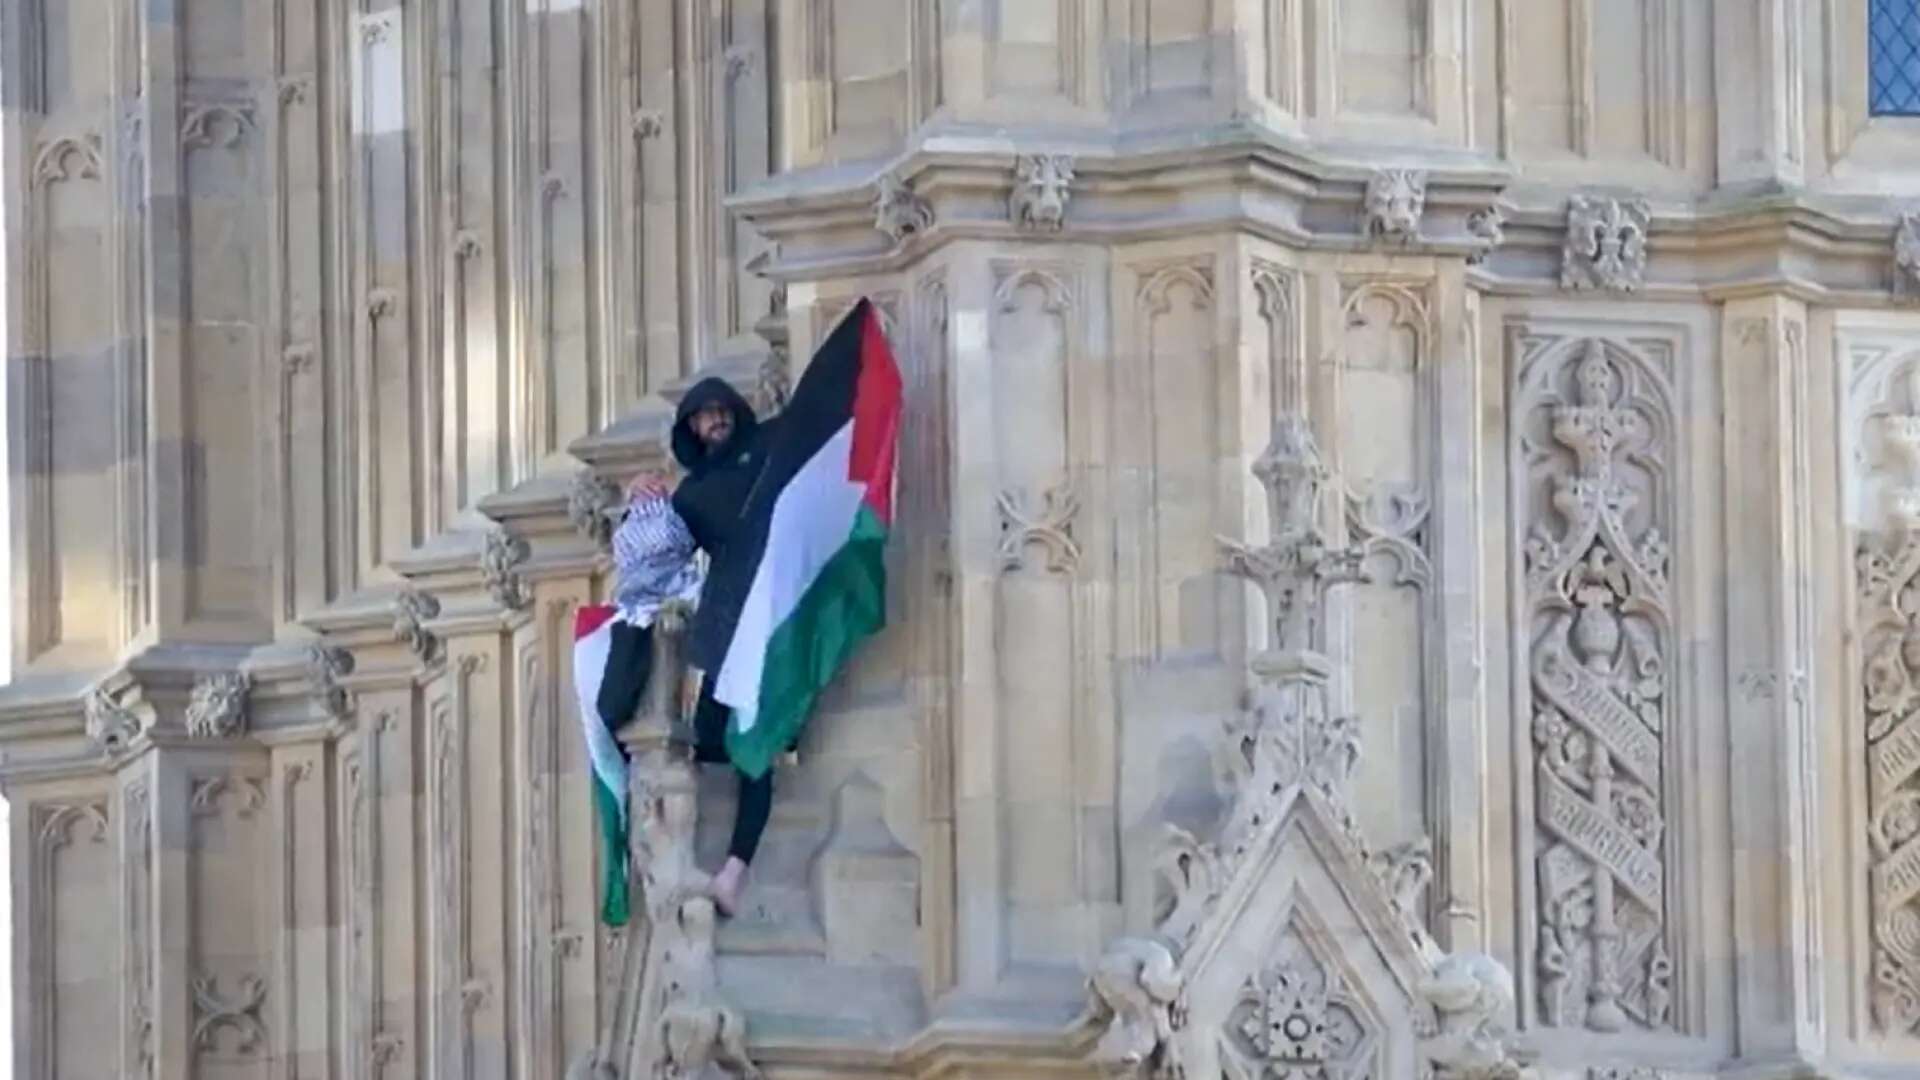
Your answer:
[1871,0,1920,116]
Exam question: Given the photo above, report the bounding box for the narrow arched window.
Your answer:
[1871,0,1920,115]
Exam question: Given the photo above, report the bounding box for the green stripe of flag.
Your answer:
[725,506,888,779]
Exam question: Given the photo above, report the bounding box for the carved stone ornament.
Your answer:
[1219,416,1367,657]
[184,672,252,739]
[1856,359,1920,1036]
[1521,338,1673,1032]
[568,469,623,550]
[31,133,104,188]
[180,101,256,151]
[872,171,934,246]
[1087,937,1184,1079]
[393,587,443,663]
[482,528,532,610]
[631,108,665,140]
[1367,837,1434,921]
[998,481,1081,573]
[754,285,793,416]
[573,604,760,1080]
[1364,168,1427,243]
[1561,196,1651,293]
[1418,952,1522,1080]
[1219,928,1375,1080]
[1895,212,1920,304]
[84,686,145,756]
[191,973,267,1056]
[305,644,355,719]
[1011,154,1075,232]
[1088,413,1522,1080]
[1466,205,1506,266]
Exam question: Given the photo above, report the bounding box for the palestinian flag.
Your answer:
[572,604,631,925]
[711,298,902,779]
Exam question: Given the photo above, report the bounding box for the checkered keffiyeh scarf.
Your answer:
[610,494,704,627]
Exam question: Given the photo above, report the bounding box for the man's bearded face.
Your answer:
[691,403,733,448]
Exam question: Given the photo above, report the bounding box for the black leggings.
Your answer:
[596,621,773,865]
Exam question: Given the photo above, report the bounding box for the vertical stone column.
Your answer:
[1720,296,1825,1059]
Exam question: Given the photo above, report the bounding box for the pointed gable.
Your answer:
[1087,417,1525,1080]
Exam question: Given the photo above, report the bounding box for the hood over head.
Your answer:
[671,377,759,472]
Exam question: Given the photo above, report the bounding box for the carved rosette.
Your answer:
[1519,338,1673,1033]
[1561,196,1651,293]
[1011,154,1075,232]
[1363,169,1427,243]
[184,672,252,739]
[1896,212,1920,305]
[1218,923,1376,1080]
[1857,359,1920,1036]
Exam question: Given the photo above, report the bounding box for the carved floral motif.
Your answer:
[1011,154,1075,232]
[184,672,251,739]
[1519,338,1673,1032]
[191,973,267,1056]
[872,172,933,245]
[1855,357,1920,1036]
[1364,169,1427,243]
[998,481,1081,573]
[1561,197,1651,293]
[1218,924,1375,1080]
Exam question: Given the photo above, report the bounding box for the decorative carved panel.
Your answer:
[1512,333,1677,1033]
[1848,338,1920,1038]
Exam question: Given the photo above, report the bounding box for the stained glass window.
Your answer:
[1870,0,1920,116]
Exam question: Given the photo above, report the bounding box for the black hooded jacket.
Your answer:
[670,377,776,670]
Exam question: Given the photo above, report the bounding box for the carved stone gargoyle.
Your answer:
[1085,415,1526,1080]
[570,602,761,1080]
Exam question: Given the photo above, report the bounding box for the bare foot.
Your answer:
[710,856,748,918]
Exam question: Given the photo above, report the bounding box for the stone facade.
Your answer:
[4,2,1920,1078]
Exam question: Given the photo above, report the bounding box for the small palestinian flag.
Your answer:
[572,604,631,925]
[711,298,903,779]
